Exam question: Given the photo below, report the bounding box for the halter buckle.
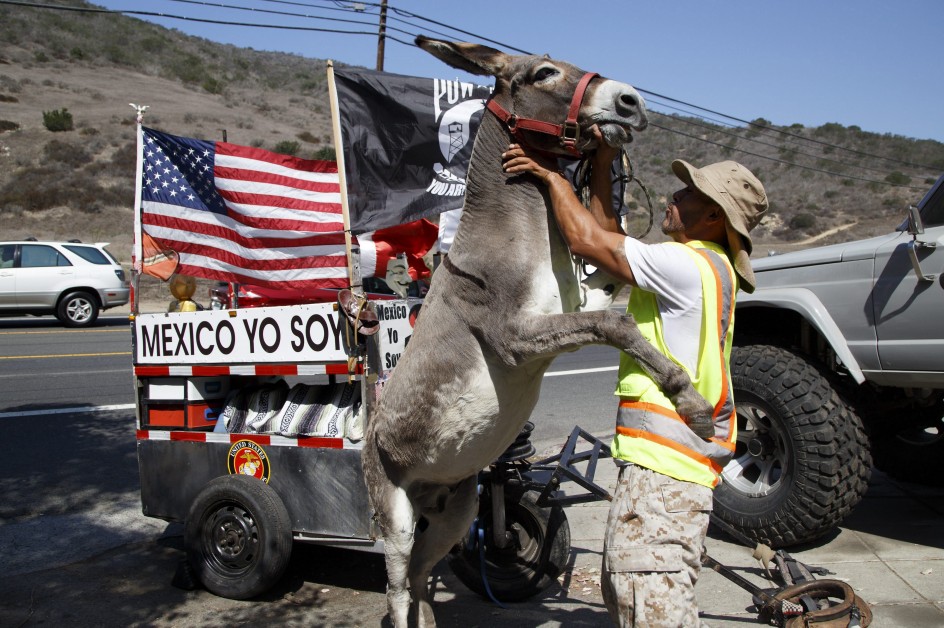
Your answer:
[560,120,580,147]
[507,114,519,132]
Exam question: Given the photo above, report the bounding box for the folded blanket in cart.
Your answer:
[217,381,362,440]
[217,380,289,434]
[265,382,360,438]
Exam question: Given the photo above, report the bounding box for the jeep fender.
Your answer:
[737,288,866,384]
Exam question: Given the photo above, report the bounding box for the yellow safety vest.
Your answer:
[612,240,737,488]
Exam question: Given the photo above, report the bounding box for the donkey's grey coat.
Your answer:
[362,37,713,628]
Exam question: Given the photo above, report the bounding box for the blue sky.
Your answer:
[92,0,943,142]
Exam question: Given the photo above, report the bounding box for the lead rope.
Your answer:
[569,147,655,281]
[570,147,655,239]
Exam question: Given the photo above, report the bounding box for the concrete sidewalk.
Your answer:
[522,436,944,627]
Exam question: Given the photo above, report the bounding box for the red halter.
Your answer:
[486,71,598,157]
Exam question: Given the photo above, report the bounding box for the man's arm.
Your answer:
[584,144,623,234]
[502,142,637,286]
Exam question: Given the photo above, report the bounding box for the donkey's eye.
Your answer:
[533,66,558,82]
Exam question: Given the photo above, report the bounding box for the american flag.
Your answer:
[139,127,349,290]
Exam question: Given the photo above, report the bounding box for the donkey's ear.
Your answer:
[415,36,507,77]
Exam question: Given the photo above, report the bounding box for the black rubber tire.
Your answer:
[185,475,293,600]
[872,411,944,486]
[447,488,570,602]
[57,291,99,327]
[715,344,872,548]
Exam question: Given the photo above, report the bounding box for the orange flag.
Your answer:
[141,231,178,281]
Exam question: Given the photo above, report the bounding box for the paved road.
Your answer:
[0,313,132,408]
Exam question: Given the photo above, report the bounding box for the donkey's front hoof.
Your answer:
[685,414,715,439]
[675,394,715,439]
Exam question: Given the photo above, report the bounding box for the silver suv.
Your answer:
[0,240,129,327]
[713,174,944,548]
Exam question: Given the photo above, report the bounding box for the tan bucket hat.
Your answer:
[671,159,768,293]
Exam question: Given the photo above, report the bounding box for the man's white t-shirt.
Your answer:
[623,238,704,374]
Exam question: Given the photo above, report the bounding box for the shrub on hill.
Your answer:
[42,108,73,132]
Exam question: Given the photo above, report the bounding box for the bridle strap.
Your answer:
[486,71,599,157]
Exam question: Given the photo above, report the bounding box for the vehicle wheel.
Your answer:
[715,344,872,548]
[57,291,99,327]
[872,409,944,486]
[184,475,293,600]
[447,488,570,602]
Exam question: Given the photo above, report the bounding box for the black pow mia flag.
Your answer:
[333,67,493,235]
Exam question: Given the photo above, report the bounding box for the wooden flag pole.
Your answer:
[129,103,148,317]
[326,60,360,294]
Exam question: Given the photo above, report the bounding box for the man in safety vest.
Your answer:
[502,135,767,627]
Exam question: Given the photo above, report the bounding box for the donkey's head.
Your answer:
[416,36,647,157]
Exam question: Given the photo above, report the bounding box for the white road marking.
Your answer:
[0,369,128,379]
[544,366,618,377]
[0,403,135,419]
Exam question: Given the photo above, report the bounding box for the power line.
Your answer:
[645,104,921,180]
[162,0,416,40]
[0,0,416,45]
[638,87,939,172]
[341,10,939,174]
[255,0,531,52]
[648,121,926,191]
[258,0,530,49]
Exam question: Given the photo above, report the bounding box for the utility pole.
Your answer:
[375,0,388,71]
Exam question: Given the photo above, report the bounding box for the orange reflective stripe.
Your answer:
[618,399,686,423]
[616,426,723,474]
[695,249,732,424]
[695,249,737,443]
[709,436,737,452]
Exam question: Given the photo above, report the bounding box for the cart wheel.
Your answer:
[184,475,293,600]
[447,488,570,602]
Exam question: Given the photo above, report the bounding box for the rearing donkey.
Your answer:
[362,36,714,627]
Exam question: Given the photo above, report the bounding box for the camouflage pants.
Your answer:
[601,463,713,627]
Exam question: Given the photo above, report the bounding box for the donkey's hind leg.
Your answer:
[378,485,417,628]
[409,476,479,628]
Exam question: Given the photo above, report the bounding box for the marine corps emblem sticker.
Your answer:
[227,440,271,483]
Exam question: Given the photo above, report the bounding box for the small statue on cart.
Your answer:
[167,274,200,312]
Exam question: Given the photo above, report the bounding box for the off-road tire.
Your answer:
[185,475,293,600]
[714,344,872,547]
[57,290,99,327]
[447,488,570,602]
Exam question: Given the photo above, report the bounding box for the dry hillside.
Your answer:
[2,0,944,283]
